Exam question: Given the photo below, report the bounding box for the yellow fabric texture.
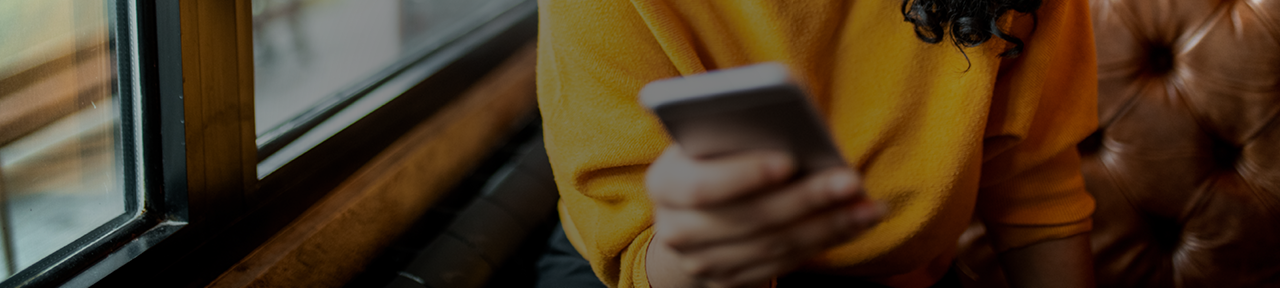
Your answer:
[536,0,1098,287]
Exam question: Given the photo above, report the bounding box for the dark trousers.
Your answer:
[535,222,610,288]
[535,222,962,288]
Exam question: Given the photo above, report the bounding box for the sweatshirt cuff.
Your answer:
[633,228,657,288]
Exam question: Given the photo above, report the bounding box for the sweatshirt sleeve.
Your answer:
[536,0,680,286]
[976,0,1099,252]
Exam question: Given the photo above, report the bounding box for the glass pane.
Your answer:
[0,0,126,279]
[251,0,525,139]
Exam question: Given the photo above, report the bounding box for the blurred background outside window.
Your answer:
[252,0,524,171]
[0,0,126,281]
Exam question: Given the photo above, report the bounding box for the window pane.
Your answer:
[252,0,525,142]
[0,0,126,279]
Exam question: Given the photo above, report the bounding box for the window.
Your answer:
[0,0,186,286]
[0,0,122,276]
[0,0,535,285]
[252,0,527,175]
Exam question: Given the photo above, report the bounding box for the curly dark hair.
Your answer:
[901,0,1042,59]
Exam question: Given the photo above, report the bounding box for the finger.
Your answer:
[727,167,865,235]
[644,145,690,200]
[672,233,797,281]
[661,168,864,250]
[676,199,886,281]
[648,147,795,208]
[681,150,794,207]
[783,197,887,251]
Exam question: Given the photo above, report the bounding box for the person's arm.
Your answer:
[976,0,1099,286]
[537,0,694,287]
[999,233,1095,288]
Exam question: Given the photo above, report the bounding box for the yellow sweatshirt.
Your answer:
[536,0,1097,287]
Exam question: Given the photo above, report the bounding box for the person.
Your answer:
[535,0,1098,287]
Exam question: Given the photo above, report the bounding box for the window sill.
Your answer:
[207,42,538,288]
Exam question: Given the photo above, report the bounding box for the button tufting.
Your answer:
[958,0,1280,287]
[1144,45,1175,75]
[1146,215,1183,249]
[1209,137,1242,170]
[1077,129,1106,155]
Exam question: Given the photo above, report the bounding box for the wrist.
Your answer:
[645,235,777,288]
[997,233,1094,288]
[646,236,697,288]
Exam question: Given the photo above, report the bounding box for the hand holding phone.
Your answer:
[638,63,886,288]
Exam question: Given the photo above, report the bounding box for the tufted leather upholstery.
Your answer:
[958,0,1280,287]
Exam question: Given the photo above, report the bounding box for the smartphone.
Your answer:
[639,62,845,176]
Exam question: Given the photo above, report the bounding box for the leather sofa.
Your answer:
[958,0,1280,287]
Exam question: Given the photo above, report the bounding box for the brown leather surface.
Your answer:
[959,0,1280,287]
